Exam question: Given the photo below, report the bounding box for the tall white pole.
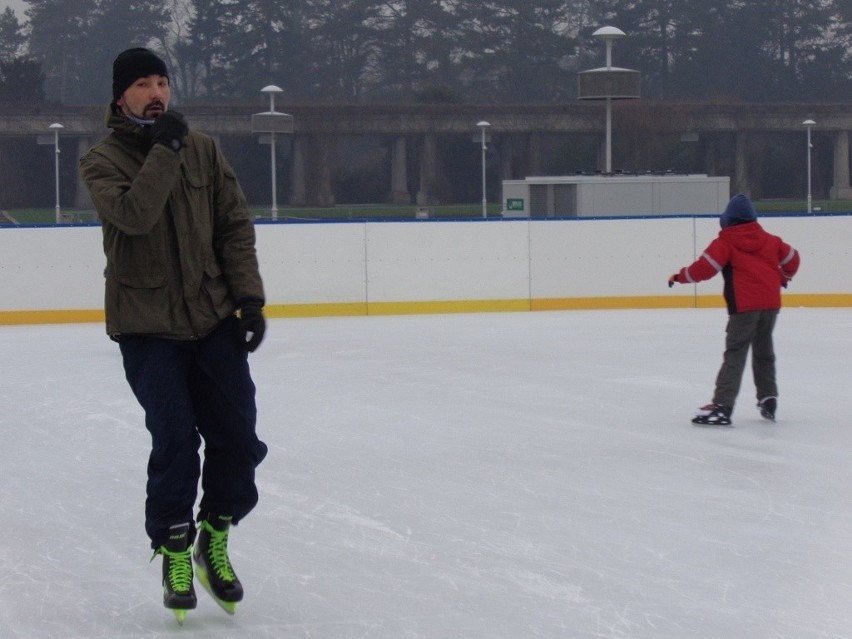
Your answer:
[803,119,815,213]
[480,128,487,218]
[270,132,278,220]
[49,123,63,223]
[807,127,812,214]
[604,40,614,173]
[252,86,292,222]
[268,91,278,220]
[605,97,612,173]
[477,121,491,218]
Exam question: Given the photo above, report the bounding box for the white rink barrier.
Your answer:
[1,214,849,324]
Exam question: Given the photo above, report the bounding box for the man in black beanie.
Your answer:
[79,47,268,623]
[112,47,168,103]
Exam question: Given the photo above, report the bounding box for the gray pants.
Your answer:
[713,309,779,409]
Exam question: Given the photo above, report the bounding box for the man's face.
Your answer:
[117,74,170,120]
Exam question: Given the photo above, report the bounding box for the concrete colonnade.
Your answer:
[21,128,852,215]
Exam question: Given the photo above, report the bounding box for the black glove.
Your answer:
[150,111,188,152]
[668,273,679,288]
[236,299,266,352]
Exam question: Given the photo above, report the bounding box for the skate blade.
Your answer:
[195,565,239,615]
[691,416,733,427]
[172,608,189,625]
[214,598,238,615]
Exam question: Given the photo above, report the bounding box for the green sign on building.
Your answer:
[506,198,524,211]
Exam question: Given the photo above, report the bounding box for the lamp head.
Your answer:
[592,26,626,42]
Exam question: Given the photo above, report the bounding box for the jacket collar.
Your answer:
[105,102,152,149]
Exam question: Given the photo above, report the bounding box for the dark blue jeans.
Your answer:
[119,317,268,549]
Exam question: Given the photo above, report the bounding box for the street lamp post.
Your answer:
[593,26,625,174]
[49,123,64,223]
[803,119,816,213]
[577,28,639,175]
[477,121,491,218]
[249,85,295,221]
[262,85,283,219]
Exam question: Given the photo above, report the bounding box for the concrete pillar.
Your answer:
[702,134,719,177]
[526,133,542,176]
[416,133,438,206]
[830,130,852,200]
[316,135,335,208]
[734,132,751,197]
[290,137,306,206]
[389,136,410,204]
[74,137,93,210]
[497,135,514,209]
[498,135,513,181]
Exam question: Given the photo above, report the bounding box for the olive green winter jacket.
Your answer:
[79,105,264,340]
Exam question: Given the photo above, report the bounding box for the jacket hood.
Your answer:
[720,220,767,253]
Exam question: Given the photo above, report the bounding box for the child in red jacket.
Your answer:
[669,194,800,425]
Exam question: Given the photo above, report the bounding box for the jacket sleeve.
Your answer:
[777,239,800,283]
[79,143,182,236]
[675,237,729,284]
[208,140,265,305]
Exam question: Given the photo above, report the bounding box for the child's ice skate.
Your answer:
[692,403,732,426]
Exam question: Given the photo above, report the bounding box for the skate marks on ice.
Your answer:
[2,309,852,638]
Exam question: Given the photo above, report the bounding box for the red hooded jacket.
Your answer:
[675,221,799,314]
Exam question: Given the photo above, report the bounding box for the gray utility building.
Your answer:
[501,174,730,217]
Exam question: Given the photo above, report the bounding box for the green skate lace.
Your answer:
[201,520,237,582]
[154,547,194,593]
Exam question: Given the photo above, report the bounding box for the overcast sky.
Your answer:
[3,1,26,17]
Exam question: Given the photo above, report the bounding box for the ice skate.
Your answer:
[758,396,777,422]
[154,522,196,624]
[193,514,243,614]
[692,403,732,426]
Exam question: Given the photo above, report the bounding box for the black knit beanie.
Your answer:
[112,48,169,101]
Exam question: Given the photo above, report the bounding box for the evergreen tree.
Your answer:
[26,0,95,104]
[372,1,461,101]
[0,7,26,62]
[593,0,846,101]
[26,0,169,105]
[171,0,230,101]
[0,58,46,103]
[454,0,576,102]
[307,0,381,100]
[9,0,852,104]
[209,0,312,100]
[79,0,171,104]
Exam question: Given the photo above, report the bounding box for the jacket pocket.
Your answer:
[201,261,230,315]
[117,273,167,288]
[184,169,211,189]
[182,164,212,219]
[114,272,171,334]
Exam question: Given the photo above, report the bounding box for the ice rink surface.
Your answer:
[2,308,851,639]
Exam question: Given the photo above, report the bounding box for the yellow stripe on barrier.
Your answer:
[367,299,530,315]
[2,293,851,325]
[0,309,105,325]
[532,296,724,311]
[265,302,367,318]
[781,293,852,307]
